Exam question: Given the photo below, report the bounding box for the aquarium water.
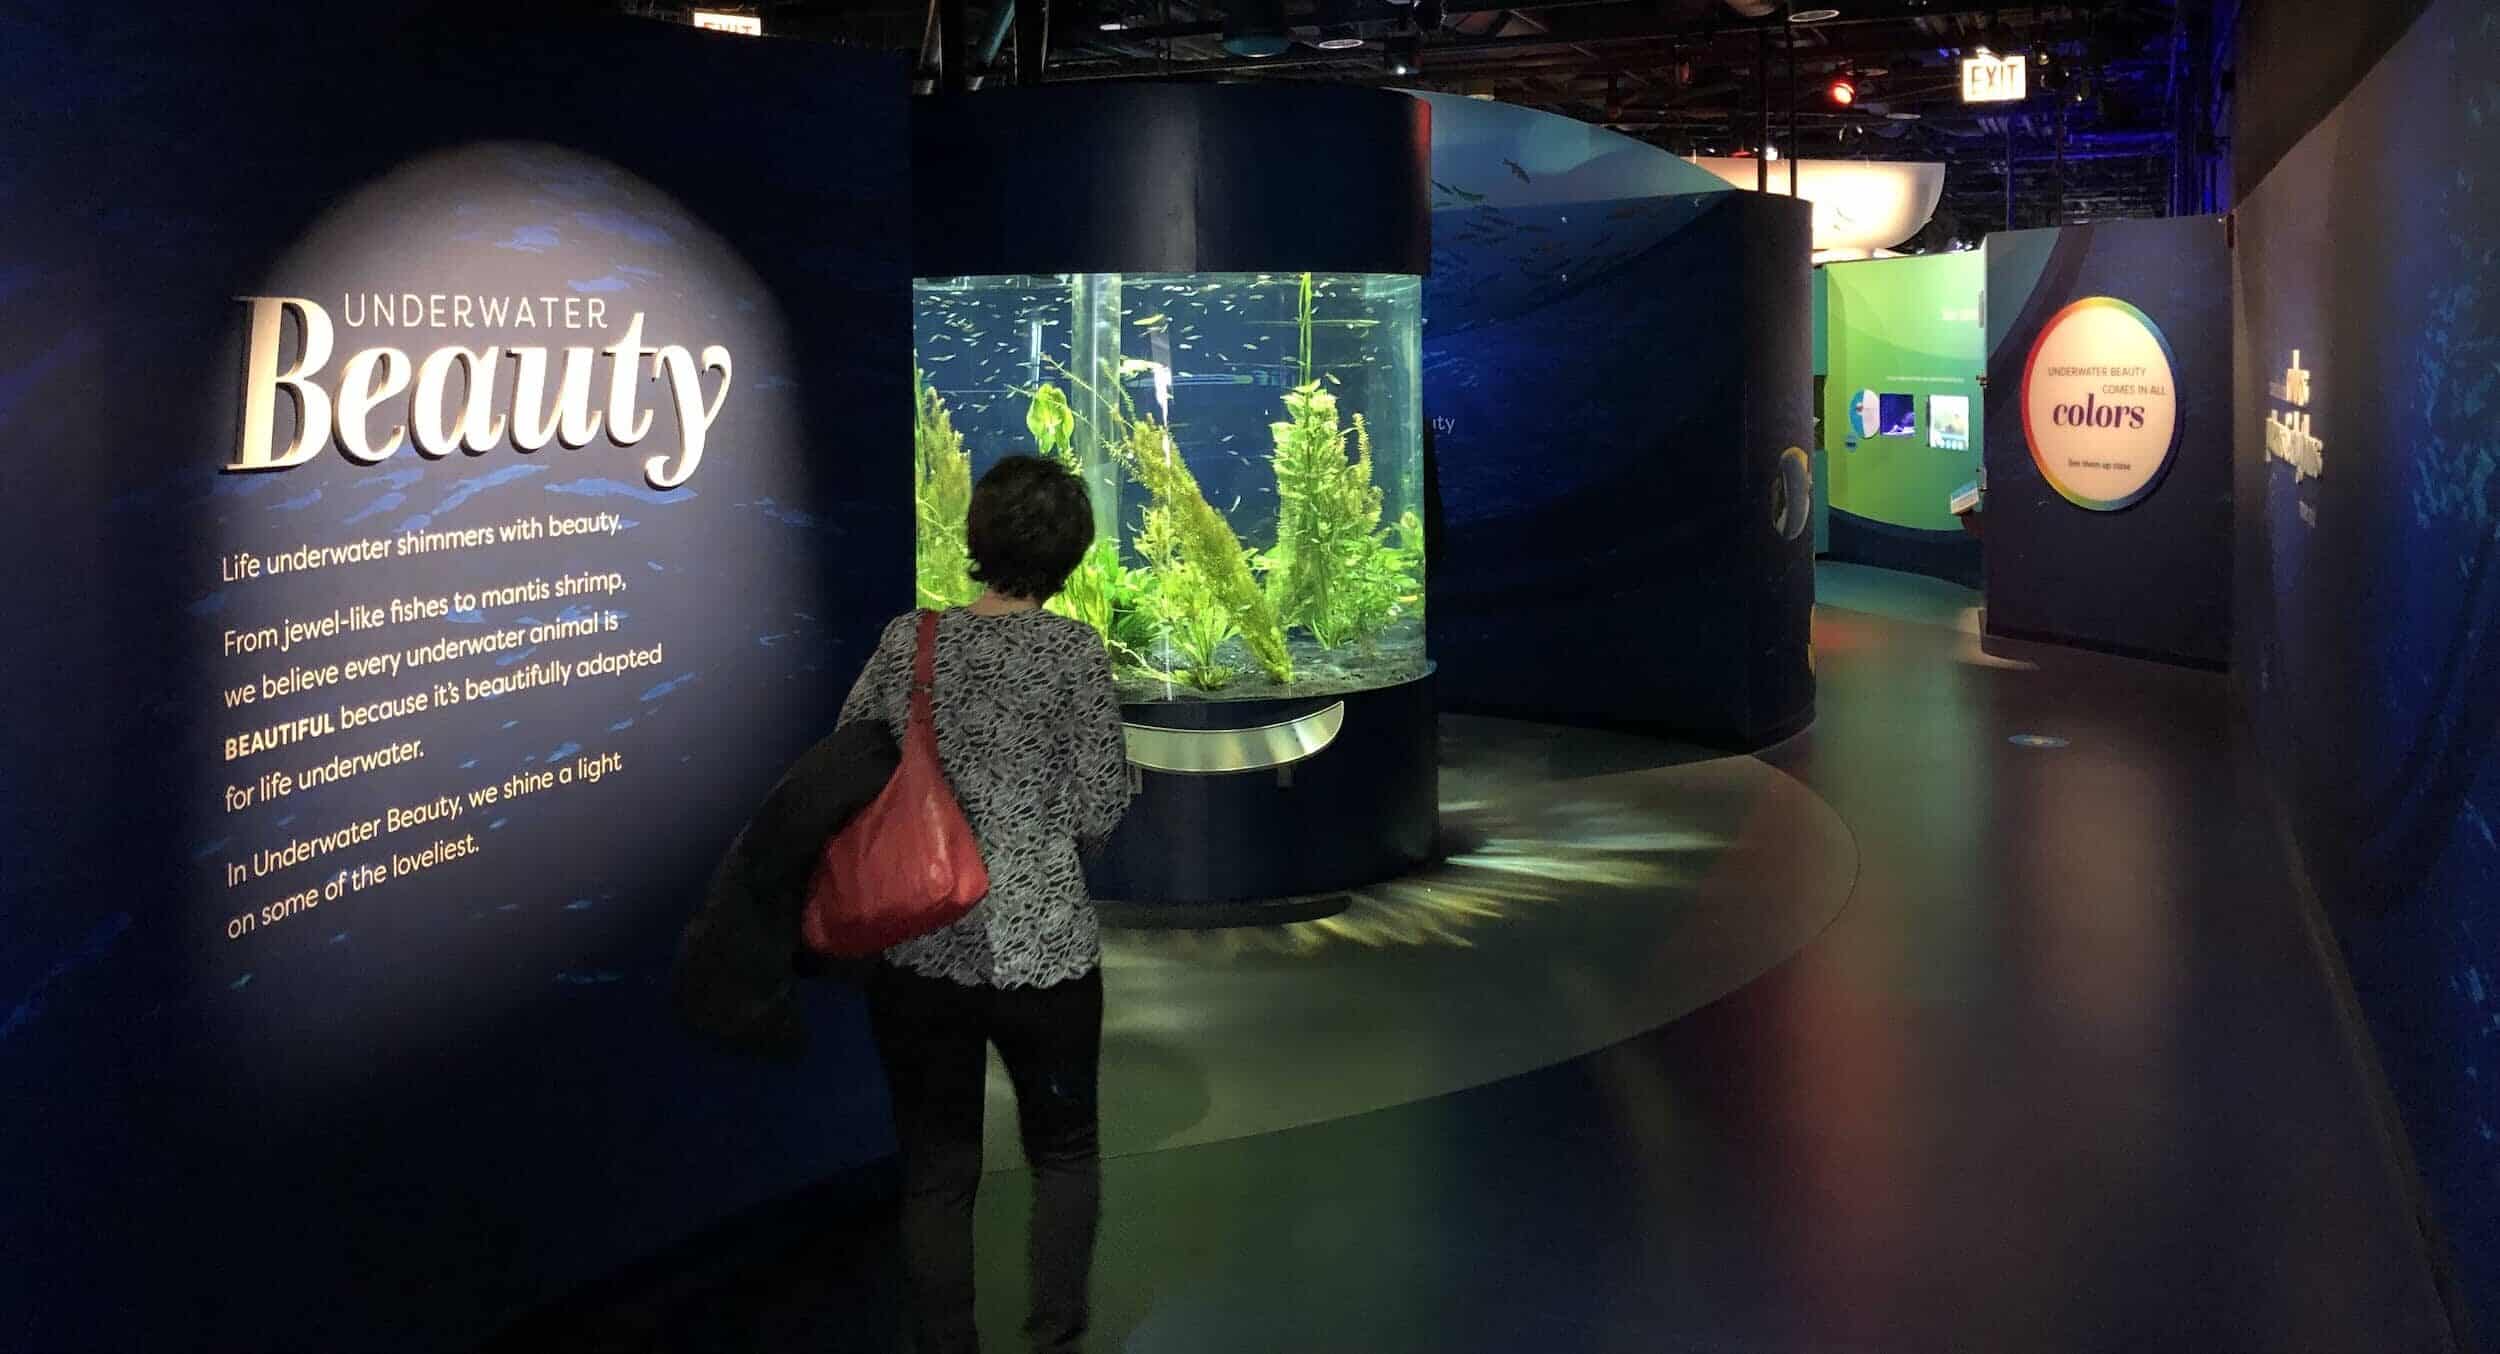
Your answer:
[913,272,1426,704]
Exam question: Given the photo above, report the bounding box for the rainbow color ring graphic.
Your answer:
[2019,296,2182,511]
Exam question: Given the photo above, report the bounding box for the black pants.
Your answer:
[868,964,1103,1354]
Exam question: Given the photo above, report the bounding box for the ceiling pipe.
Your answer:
[967,1,1014,89]
[1015,0,1050,83]
[1051,21,1979,81]
[1076,0,2120,51]
[913,0,941,93]
[938,0,972,91]
[1049,2,2178,84]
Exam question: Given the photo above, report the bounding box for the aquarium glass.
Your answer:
[913,272,1426,703]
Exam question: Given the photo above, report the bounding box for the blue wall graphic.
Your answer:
[1415,96,1815,747]
[0,10,907,1350]
[2234,0,2500,1336]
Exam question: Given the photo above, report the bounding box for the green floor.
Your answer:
[1815,558,1983,630]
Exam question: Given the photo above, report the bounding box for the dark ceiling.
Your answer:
[631,0,2228,246]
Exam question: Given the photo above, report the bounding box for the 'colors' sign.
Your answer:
[2020,296,2181,511]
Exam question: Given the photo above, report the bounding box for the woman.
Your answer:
[838,454,1135,1354]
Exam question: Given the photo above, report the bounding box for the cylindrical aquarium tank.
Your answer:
[913,85,1436,913]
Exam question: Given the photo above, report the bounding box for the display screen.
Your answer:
[1930,394,1972,451]
[1847,389,1920,439]
[1879,393,1919,438]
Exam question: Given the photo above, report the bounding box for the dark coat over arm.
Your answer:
[672,720,899,1060]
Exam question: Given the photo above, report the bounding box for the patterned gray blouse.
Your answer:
[837,608,1134,989]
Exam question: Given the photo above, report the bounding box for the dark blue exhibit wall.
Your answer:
[2234,0,2500,1340]
[0,9,907,1350]
[1426,188,1817,747]
[1982,216,2235,667]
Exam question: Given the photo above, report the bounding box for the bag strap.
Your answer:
[909,610,939,731]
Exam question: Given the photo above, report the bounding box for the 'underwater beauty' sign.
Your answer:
[229,294,732,489]
[2019,296,2181,511]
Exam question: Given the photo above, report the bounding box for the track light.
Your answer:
[1827,76,1857,106]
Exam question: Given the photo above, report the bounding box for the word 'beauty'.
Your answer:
[227,296,729,489]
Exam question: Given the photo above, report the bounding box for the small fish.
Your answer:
[1325,372,1341,386]
[929,353,958,361]
[1134,312,1168,327]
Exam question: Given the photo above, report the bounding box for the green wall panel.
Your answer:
[1821,253,1985,534]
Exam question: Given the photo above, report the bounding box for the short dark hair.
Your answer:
[966,456,1095,601]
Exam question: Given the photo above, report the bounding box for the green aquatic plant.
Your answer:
[1027,357,1292,686]
[914,365,979,610]
[1026,382,1076,463]
[1117,413,1294,686]
[1263,388,1417,649]
[1297,270,1316,386]
[1047,537,1118,633]
[1047,537,1168,678]
[1022,381,1157,670]
[1132,504,1239,690]
[1348,506,1426,644]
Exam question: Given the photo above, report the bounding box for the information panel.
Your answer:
[194,145,803,956]
[2019,296,2182,510]
[1982,218,2231,665]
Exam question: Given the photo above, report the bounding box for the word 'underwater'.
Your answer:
[228,296,730,489]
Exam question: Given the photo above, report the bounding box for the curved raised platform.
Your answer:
[986,715,1858,1166]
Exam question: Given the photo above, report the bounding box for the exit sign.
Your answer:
[1961,54,2028,103]
[692,10,763,35]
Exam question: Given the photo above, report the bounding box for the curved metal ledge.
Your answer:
[1121,702,1346,774]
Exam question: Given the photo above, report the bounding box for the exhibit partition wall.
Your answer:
[1982,217,2235,667]
[1819,252,1987,586]
[2234,0,2500,1337]
[1418,96,1816,748]
[0,11,908,1350]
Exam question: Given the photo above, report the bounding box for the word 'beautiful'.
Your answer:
[228,296,729,489]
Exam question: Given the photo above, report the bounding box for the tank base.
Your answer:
[1086,668,1438,914]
